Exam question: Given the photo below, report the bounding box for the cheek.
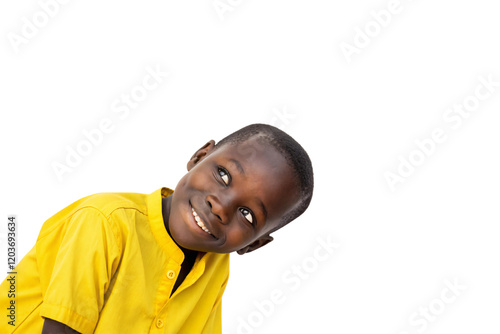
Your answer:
[184,167,213,191]
[173,174,189,200]
[225,226,253,247]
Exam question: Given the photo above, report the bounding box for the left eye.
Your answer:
[240,208,253,224]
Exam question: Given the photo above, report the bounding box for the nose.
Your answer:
[206,194,229,224]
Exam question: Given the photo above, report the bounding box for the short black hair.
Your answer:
[214,123,314,233]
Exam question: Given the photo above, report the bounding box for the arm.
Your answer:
[42,318,81,334]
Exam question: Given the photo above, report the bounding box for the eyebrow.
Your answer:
[229,159,245,175]
[259,200,268,222]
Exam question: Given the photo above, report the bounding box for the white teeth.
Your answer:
[191,207,212,235]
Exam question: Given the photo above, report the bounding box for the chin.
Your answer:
[169,226,200,251]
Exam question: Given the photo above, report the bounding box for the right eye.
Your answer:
[218,167,230,185]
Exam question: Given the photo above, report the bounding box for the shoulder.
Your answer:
[203,253,230,279]
[76,191,149,219]
[36,191,149,241]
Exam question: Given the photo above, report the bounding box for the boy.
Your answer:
[0,123,314,333]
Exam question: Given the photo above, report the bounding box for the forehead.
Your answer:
[211,137,300,228]
[216,136,291,181]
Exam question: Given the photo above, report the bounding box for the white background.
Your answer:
[1,0,500,333]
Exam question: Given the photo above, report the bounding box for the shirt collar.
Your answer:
[147,187,185,265]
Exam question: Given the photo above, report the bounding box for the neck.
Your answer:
[162,196,198,262]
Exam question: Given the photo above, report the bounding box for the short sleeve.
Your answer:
[38,208,122,334]
[201,274,229,334]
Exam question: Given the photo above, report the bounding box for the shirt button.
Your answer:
[166,270,176,279]
[156,319,164,328]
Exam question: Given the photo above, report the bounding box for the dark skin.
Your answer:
[42,136,301,333]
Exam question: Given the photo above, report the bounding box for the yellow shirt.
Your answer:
[0,187,230,334]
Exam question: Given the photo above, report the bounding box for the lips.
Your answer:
[191,207,212,234]
[190,202,218,239]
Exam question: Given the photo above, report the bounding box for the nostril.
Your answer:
[206,199,222,221]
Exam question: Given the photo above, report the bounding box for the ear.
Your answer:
[237,235,274,255]
[187,140,216,171]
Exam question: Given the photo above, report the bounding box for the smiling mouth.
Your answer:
[191,207,214,236]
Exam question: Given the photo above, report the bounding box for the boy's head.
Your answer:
[166,123,314,255]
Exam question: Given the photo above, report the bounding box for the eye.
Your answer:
[218,167,230,185]
[240,208,254,224]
